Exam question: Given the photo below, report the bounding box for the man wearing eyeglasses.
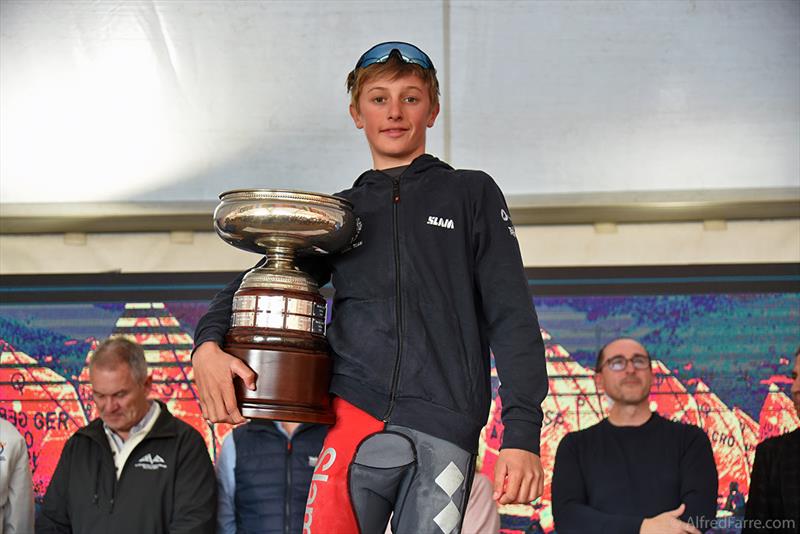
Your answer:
[551,338,717,534]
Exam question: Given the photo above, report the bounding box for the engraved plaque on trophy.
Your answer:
[213,190,356,424]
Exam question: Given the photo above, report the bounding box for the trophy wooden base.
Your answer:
[225,344,335,425]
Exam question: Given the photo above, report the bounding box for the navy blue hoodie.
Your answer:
[195,154,548,454]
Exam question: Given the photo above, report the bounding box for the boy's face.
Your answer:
[350,73,439,169]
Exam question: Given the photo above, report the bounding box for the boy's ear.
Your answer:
[427,102,440,128]
[349,103,364,129]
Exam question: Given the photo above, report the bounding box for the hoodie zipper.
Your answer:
[284,436,292,534]
[383,176,403,421]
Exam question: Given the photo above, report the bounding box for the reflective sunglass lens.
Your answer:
[355,42,433,70]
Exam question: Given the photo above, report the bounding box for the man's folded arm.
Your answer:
[552,435,643,534]
[679,427,718,527]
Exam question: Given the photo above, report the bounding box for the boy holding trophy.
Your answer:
[193,41,548,533]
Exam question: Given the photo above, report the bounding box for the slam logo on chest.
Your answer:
[427,216,454,230]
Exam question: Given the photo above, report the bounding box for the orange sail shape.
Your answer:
[649,360,703,427]
[693,380,751,497]
[539,343,605,501]
[732,407,759,470]
[0,341,89,497]
[757,383,800,441]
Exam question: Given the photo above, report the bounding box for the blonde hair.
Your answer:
[346,53,439,112]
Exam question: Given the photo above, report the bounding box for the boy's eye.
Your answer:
[404,96,418,103]
[372,96,386,104]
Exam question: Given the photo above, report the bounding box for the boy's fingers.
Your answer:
[220,380,245,424]
[535,470,544,501]
[527,473,542,503]
[515,476,532,506]
[498,472,521,504]
[231,358,257,391]
[492,462,508,500]
[198,397,209,420]
[205,388,225,422]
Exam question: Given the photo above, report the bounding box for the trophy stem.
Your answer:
[264,245,297,271]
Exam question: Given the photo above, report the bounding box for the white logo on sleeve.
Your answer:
[500,208,516,238]
[135,453,168,470]
[427,216,455,230]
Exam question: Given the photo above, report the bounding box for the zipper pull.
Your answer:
[287,440,292,453]
[392,178,400,204]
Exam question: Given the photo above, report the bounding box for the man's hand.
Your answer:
[640,504,701,534]
[492,448,543,505]
[193,341,256,424]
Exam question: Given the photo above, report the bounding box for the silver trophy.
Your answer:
[213,189,356,423]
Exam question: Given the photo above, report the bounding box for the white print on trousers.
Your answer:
[303,446,337,534]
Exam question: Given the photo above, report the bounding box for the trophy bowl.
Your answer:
[213,189,356,424]
[215,189,355,256]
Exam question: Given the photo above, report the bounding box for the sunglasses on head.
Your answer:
[354,41,434,70]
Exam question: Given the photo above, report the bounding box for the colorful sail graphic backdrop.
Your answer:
[0,286,798,533]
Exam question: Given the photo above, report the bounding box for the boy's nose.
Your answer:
[387,100,402,119]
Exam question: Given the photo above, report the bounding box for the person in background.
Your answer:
[216,421,327,534]
[552,338,718,534]
[722,481,745,517]
[456,472,501,534]
[743,348,800,533]
[0,417,34,534]
[38,337,216,534]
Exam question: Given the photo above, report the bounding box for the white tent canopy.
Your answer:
[1,0,798,205]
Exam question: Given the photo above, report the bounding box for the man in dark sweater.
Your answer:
[552,338,717,534]
[743,348,800,534]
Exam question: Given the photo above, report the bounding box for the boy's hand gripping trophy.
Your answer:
[213,189,356,424]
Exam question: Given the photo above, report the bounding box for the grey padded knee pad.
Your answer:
[386,426,474,534]
[349,432,417,534]
[347,428,474,534]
